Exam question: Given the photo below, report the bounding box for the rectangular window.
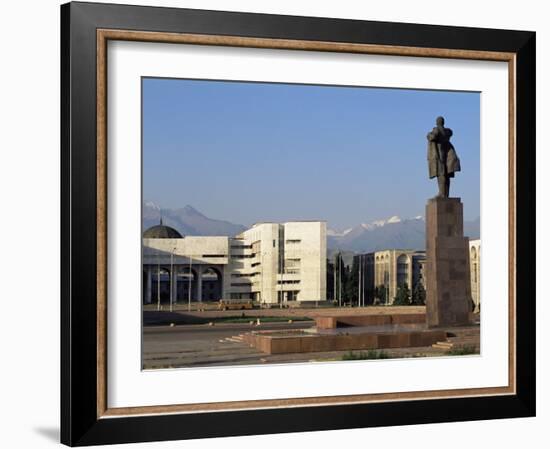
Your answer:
[232,254,255,259]
[285,239,301,244]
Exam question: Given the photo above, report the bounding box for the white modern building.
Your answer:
[469,239,481,312]
[142,220,327,305]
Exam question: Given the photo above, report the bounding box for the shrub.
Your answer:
[393,283,411,305]
[342,350,389,360]
[447,345,478,356]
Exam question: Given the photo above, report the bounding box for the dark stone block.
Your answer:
[426,197,472,327]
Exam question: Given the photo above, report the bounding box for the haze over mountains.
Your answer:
[327,215,480,253]
[143,202,246,237]
[143,202,480,253]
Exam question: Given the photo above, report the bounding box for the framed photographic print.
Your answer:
[60,1,536,446]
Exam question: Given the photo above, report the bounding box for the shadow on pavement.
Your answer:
[143,311,209,326]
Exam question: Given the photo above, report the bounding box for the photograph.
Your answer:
[141,77,481,369]
[55,1,536,445]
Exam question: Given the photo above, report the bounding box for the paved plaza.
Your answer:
[142,306,480,369]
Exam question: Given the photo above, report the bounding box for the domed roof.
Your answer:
[143,219,183,239]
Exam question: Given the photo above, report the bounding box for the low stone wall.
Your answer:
[243,328,446,355]
[315,313,426,329]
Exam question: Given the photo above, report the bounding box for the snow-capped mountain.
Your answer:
[328,215,480,253]
[143,203,480,253]
[326,227,353,237]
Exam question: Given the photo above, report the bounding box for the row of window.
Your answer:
[231,272,260,278]
[284,258,301,267]
[232,254,257,259]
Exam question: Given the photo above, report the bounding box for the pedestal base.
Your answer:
[425,197,472,328]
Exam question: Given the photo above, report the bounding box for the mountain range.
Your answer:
[143,202,480,253]
[143,202,246,237]
[327,215,480,253]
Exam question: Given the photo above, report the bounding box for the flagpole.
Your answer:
[362,256,365,307]
[169,247,174,312]
[358,255,361,308]
[188,254,192,312]
[359,254,365,307]
[338,254,342,307]
[156,251,161,311]
[333,254,337,303]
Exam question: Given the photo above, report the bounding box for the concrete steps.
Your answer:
[224,335,245,343]
[432,332,479,351]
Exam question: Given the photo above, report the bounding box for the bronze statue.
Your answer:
[427,116,461,198]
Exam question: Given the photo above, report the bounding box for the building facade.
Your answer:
[142,221,326,305]
[351,241,480,309]
[358,249,426,305]
[355,242,479,309]
[469,239,481,312]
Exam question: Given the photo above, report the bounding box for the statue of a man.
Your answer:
[427,116,461,198]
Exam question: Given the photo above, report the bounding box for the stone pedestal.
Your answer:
[426,197,472,327]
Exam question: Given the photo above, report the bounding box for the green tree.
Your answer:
[412,282,426,305]
[375,285,388,304]
[327,258,335,301]
[365,288,375,305]
[393,283,411,305]
[346,258,360,306]
[333,252,347,305]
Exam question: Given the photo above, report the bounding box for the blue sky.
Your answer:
[143,78,480,229]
